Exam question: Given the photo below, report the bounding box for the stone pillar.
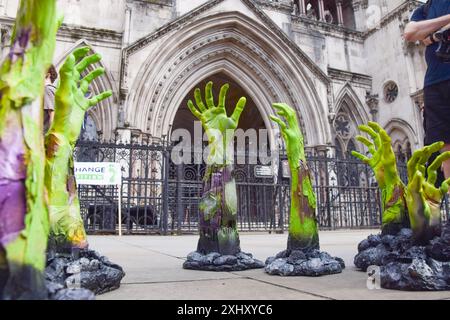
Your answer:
[365,92,379,122]
[123,5,132,48]
[351,0,365,31]
[318,0,325,22]
[115,127,132,144]
[336,0,344,26]
[0,0,5,16]
[298,0,306,16]
[314,144,329,157]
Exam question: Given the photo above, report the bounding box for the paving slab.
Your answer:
[87,230,450,300]
[97,278,325,300]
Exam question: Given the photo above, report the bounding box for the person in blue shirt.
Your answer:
[404,0,450,185]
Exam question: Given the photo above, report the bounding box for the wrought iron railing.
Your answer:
[74,139,449,234]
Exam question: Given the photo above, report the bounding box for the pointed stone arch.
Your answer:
[54,39,118,140]
[122,10,332,148]
[334,83,370,126]
[384,118,417,161]
[332,83,368,155]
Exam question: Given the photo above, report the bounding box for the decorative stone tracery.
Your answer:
[122,9,332,148]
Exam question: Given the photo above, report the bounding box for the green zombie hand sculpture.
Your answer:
[187,82,246,255]
[270,103,319,251]
[352,122,408,234]
[0,0,60,299]
[45,47,112,251]
[188,81,246,165]
[405,142,450,244]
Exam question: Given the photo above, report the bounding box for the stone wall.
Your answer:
[0,0,427,149]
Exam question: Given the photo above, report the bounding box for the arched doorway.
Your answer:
[172,72,266,136]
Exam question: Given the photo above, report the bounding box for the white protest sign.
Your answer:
[74,162,123,236]
[74,162,122,186]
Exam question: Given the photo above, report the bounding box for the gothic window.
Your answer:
[305,0,319,20]
[335,138,360,186]
[394,140,412,164]
[346,139,357,159]
[333,112,353,140]
[383,81,399,103]
[335,138,344,159]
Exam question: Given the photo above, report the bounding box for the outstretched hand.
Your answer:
[188,81,246,133]
[270,103,304,170]
[352,122,406,229]
[53,46,112,143]
[351,122,401,189]
[187,81,246,164]
[406,142,450,239]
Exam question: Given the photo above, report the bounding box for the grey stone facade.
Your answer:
[0,0,427,156]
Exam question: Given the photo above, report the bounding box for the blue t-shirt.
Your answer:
[410,0,450,87]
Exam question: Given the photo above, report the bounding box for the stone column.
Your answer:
[336,0,344,26]
[123,5,132,47]
[0,0,5,16]
[318,0,325,21]
[298,0,306,16]
[352,0,365,31]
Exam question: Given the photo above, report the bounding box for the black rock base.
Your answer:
[265,249,345,276]
[183,251,265,271]
[354,220,450,291]
[45,249,125,299]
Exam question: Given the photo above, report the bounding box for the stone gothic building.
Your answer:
[0,0,427,159]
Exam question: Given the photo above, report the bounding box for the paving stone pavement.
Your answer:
[88,230,450,300]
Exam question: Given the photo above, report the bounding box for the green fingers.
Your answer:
[270,115,287,130]
[194,88,207,112]
[89,90,112,108]
[218,84,229,109]
[356,136,375,154]
[351,150,369,163]
[73,46,91,60]
[76,52,101,73]
[427,151,450,185]
[353,122,407,232]
[405,143,449,243]
[408,142,443,180]
[80,68,105,94]
[188,100,202,120]
[231,97,246,123]
[205,81,214,109]
[186,81,247,165]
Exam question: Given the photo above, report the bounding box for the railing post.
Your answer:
[162,148,170,235]
[176,163,184,234]
[277,150,285,233]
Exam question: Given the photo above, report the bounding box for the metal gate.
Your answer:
[74,139,450,234]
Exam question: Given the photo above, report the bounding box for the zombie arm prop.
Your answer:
[270,103,319,251]
[187,81,246,254]
[45,47,112,250]
[405,142,450,244]
[352,122,408,233]
[0,0,60,299]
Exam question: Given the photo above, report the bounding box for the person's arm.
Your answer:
[405,14,450,42]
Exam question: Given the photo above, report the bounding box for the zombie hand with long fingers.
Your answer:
[45,47,112,251]
[351,122,408,233]
[188,81,246,165]
[270,103,319,251]
[0,0,60,299]
[187,81,246,255]
[405,142,450,244]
